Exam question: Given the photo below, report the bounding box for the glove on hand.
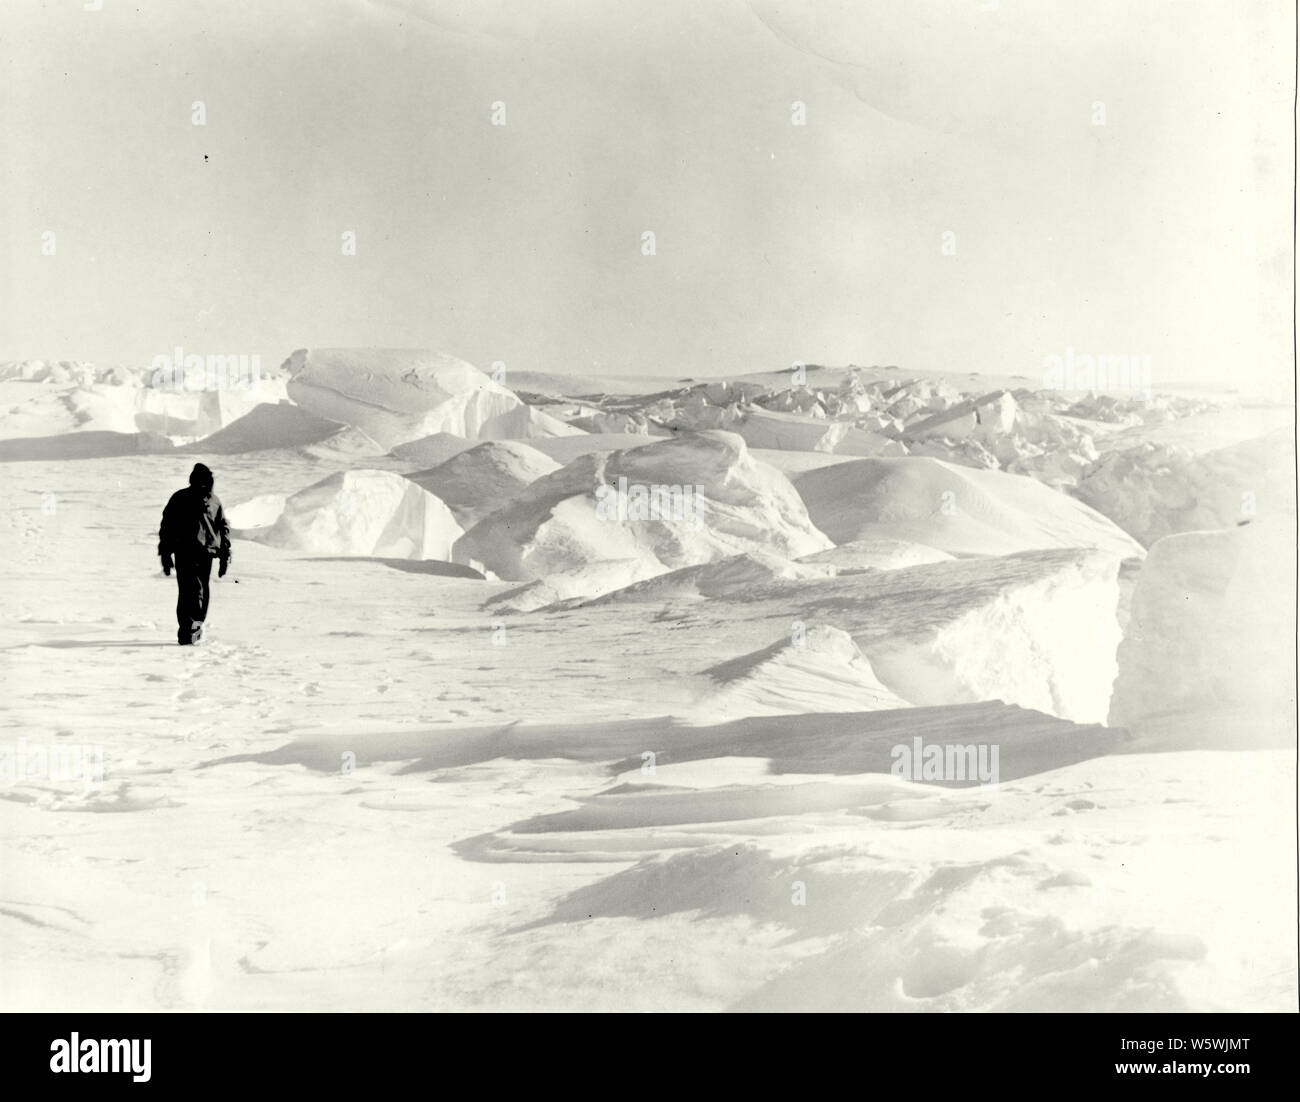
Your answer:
[218,557,229,578]
[161,555,173,577]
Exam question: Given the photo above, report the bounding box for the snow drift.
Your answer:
[794,455,1144,559]
[183,403,348,454]
[1108,518,1296,745]
[576,546,1124,724]
[693,624,911,718]
[575,550,835,608]
[798,539,956,573]
[405,440,561,528]
[685,549,1127,724]
[282,348,524,449]
[1073,428,1293,546]
[251,469,464,559]
[454,430,833,582]
[475,404,588,441]
[733,408,903,457]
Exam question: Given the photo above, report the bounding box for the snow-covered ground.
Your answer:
[0,351,1294,1011]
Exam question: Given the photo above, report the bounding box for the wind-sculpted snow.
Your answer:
[589,546,1124,723]
[182,402,348,455]
[484,559,664,612]
[453,430,833,582]
[404,440,561,528]
[282,348,524,448]
[0,360,288,445]
[1109,518,1296,746]
[252,468,464,559]
[220,700,1121,780]
[474,404,588,441]
[732,407,904,456]
[797,538,956,573]
[1072,427,1293,546]
[693,624,910,717]
[1,360,1291,1014]
[522,431,664,464]
[226,493,288,532]
[794,455,1145,558]
[574,550,834,606]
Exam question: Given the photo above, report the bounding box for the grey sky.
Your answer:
[1,0,1293,392]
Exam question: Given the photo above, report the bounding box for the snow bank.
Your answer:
[693,624,910,717]
[581,550,835,605]
[523,432,661,465]
[226,494,287,532]
[576,546,1123,724]
[1108,518,1296,744]
[673,549,1125,724]
[854,550,1123,723]
[485,559,662,612]
[282,348,524,449]
[475,404,588,441]
[798,539,956,573]
[297,425,389,461]
[184,402,346,454]
[794,455,1144,558]
[67,377,284,440]
[405,440,561,527]
[454,430,832,582]
[252,469,464,559]
[733,408,903,456]
[1073,428,1292,546]
[389,433,478,468]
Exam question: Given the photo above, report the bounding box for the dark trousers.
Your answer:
[174,554,213,644]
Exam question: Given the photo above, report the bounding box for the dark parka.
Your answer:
[159,464,231,645]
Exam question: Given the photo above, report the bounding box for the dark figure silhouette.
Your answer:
[158,463,231,645]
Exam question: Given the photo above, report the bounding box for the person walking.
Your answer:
[158,463,231,645]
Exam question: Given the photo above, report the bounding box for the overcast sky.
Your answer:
[1,0,1293,393]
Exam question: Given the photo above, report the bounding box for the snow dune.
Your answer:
[575,550,835,606]
[181,402,348,454]
[251,469,464,559]
[282,348,524,449]
[587,547,1124,723]
[797,538,955,573]
[693,624,911,717]
[1073,427,1293,546]
[794,455,1144,558]
[454,430,832,582]
[404,440,561,528]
